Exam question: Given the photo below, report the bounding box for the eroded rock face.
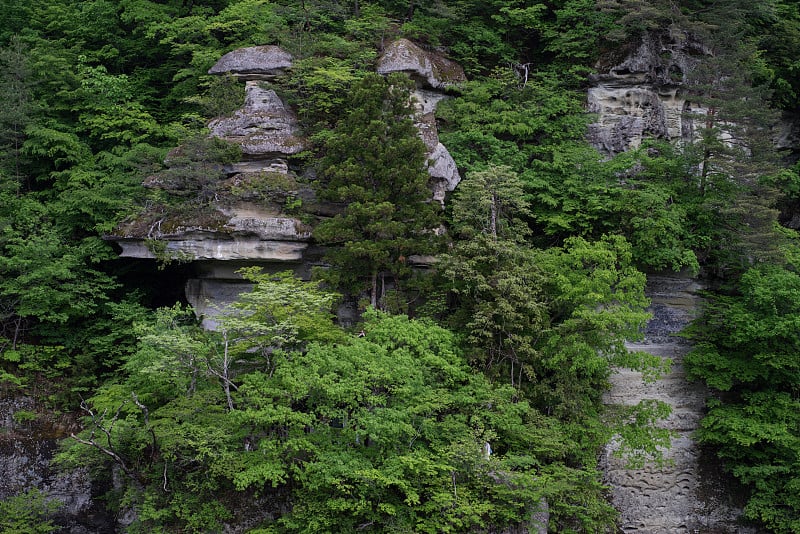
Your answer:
[208,82,307,156]
[0,396,114,531]
[601,274,753,532]
[427,143,461,202]
[378,41,464,202]
[115,205,311,262]
[208,45,292,78]
[110,41,464,328]
[588,32,708,154]
[377,38,466,89]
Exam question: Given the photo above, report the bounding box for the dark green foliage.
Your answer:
[440,165,548,387]
[314,73,441,309]
[685,265,800,532]
[0,488,61,534]
[0,35,35,188]
[759,0,800,109]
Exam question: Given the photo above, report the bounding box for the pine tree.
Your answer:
[314,72,441,309]
[0,35,35,192]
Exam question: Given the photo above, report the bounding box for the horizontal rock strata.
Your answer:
[601,274,753,533]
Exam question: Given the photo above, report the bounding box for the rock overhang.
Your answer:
[208,45,293,78]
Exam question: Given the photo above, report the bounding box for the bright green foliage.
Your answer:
[685,265,800,532]
[64,278,619,532]
[218,268,345,351]
[534,235,651,417]
[241,311,575,532]
[439,166,665,470]
[442,167,651,404]
[280,56,367,130]
[314,73,442,309]
[438,68,589,175]
[0,200,117,325]
[440,165,548,387]
[0,488,61,534]
[438,71,700,273]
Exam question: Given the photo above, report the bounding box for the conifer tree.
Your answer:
[314,72,441,309]
[0,35,34,191]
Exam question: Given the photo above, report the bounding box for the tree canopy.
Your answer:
[2,0,800,532]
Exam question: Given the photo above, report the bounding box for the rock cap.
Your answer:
[208,45,293,78]
[377,39,466,89]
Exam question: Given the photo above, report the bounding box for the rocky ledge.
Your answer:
[208,45,293,79]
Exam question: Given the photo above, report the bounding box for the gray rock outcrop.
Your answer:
[0,396,114,531]
[208,45,293,78]
[110,41,468,323]
[588,32,708,154]
[378,39,465,202]
[377,38,466,89]
[109,45,314,321]
[601,274,752,532]
[208,81,307,156]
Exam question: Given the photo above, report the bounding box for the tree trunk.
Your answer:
[371,270,378,309]
[489,193,498,240]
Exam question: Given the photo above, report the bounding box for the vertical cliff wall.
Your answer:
[587,32,706,155]
[601,275,755,532]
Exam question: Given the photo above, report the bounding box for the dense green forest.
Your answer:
[1,0,799,532]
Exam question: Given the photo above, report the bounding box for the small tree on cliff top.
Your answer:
[314,72,441,309]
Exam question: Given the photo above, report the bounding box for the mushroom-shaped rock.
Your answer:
[208,81,307,156]
[377,39,466,89]
[208,45,293,78]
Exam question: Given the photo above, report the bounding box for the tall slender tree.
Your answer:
[0,35,35,192]
[314,72,441,309]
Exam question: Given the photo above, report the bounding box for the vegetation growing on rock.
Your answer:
[0,0,799,532]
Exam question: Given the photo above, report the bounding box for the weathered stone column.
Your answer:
[601,274,754,533]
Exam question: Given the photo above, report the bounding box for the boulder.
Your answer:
[208,45,292,78]
[427,143,460,203]
[377,38,466,89]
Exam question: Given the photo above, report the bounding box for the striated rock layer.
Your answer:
[601,274,755,533]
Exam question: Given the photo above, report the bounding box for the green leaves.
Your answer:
[0,488,61,534]
[313,73,442,309]
[685,265,800,532]
[64,274,623,532]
